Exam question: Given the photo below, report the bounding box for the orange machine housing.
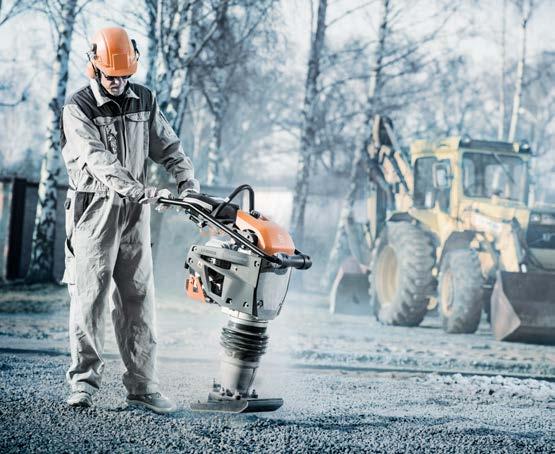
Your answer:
[186,210,295,303]
[236,211,295,255]
[186,275,206,303]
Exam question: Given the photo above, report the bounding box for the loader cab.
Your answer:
[461,151,529,205]
[457,138,530,205]
[408,137,532,240]
[411,138,531,211]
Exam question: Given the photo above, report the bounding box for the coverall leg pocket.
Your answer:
[74,191,97,228]
[62,197,76,285]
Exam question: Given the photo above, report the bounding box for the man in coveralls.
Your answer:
[61,27,199,413]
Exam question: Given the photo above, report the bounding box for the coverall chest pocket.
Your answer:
[93,116,119,155]
[125,111,150,161]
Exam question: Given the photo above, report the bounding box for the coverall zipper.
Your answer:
[121,113,127,166]
[118,100,129,212]
[111,99,128,167]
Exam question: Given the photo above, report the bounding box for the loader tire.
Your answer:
[438,250,483,334]
[370,222,435,326]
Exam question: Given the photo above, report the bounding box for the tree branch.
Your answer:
[326,0,377,28]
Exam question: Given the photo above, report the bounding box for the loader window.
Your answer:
[414,157,436,209]
[462,153,528,203]
[414,157,451,212]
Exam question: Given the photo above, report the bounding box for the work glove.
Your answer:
[178,178,200,199]
[177,179,201,215]
[139,187,174,212]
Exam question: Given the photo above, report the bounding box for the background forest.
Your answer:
[0,0,554,288]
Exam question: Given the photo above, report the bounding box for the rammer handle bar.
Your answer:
[157,197,312,270]
[274,252,312,270]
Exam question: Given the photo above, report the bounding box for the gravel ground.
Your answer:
[0,290,554,452]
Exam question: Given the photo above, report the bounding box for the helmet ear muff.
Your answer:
[86,43,100,79]
[87,43,97,60]
[131,39,140,61]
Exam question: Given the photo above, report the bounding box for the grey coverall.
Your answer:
[61,79,195,395]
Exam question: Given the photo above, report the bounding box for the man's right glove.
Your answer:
[139,187,173,211]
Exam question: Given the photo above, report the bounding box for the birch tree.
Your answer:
[202,1,230,185]
[143,0,157,90]
[290,0,327,246]
[507,0,533,142]
[497,0,507,140]
[149,0,226,256]
[26,0,78,283]
[148,0,225,166]
[323,0,391,285]
[148,0,203,254]
[154,0,202,131]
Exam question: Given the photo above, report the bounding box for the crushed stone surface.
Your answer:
[1,352,553,453]
[0,291,554,452]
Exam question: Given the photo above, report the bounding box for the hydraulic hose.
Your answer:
[212,184,255,218]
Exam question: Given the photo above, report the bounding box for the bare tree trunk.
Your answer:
[145,0,158,90]
[148,0,184,192]
[190,94,207,163]
[172,0,203,135]
[508,0,532,142]
[497,0,506,140]
[151,0,223,259]
[26,0,78,283]
[290,0,328,246]
[162,0,222,133]
[152,0,222,159]
[150,0,198,259]
[203,0,234,186]
[155,0,191,130]
[206,96,224,185]
[323,0,390,287]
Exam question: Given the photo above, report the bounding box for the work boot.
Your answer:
[67,391,93,408]
[126,392,176,414]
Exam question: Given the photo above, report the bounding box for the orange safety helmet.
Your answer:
[86,27,139,79]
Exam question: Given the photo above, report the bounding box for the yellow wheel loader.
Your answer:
[332,116,555,344]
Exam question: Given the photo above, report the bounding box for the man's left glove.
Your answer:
[139,187,174,212]
[178,178,200,199]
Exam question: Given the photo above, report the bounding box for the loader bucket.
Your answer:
[329,257,371,316]
[491,271,555,344]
